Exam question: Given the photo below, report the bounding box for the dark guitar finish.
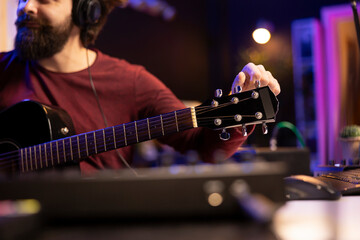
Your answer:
[0,100,75,174]
[0,87,278,175]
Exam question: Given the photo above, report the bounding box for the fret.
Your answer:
[56,141,60,164]
[134,121,139,143]
[62,138,70,162]
[71,136,80,160]
[93,130,101,153]
[50,142,54,166]
[136,119,150,142]
[160,115,164,136]
[70,137,78,161]
[103,129,106,152]
[85,134,89,156]
[77,136,81,158]
[25,148,28,172]
[93,132,99,155]
[93,132,98,154]
[78,134,87,159]
[162,112,177,135]
[123,124,127,146]
[125,122,138,145]
[39,144,43,169]
[148,116,163,139]
[104,127,115,151]
[76,136,80,159]
[45,143,48,167]
[29,147,34,171]
[114,125,125,148]
[69,137,73,161]
[62,139,66,163]
[34,146,37,170]
[175,111,179,132]
[57,140,62,164]
[20,149,24,173]
[36,145,40,169]
[112,126,117,148]
[87,132,96,156]
[147,118,151,139]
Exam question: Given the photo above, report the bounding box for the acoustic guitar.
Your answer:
[0,86,278,175]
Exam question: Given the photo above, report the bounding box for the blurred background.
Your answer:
[1,0,359,167]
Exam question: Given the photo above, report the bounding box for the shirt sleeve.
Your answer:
[133,67,251,162]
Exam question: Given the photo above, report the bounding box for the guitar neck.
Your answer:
[19,108,196,173]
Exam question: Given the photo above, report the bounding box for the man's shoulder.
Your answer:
[95,49,144,72]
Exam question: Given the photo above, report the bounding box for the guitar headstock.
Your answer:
[195,86,279,135]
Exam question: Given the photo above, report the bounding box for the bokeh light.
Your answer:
[252,28,271,44]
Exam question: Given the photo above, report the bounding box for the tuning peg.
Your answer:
[262,122,268,135]
[251,91,259,99]
[241,124,247,137]
[219,129,230,141]
[231,97,239,104]
[255,112,263,120]
[211,100,219,107]
[233,85,242,94]
[214,118,222,126]
[215,89,223,98]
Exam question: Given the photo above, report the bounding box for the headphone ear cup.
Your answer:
[73,0,102,27]
[86,0,101,25]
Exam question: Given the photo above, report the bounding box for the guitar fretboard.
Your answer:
[19,108,196,173]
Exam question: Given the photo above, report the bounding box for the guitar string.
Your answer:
[0,90,255,161]
[0,110,195,167]
[0,105,220,160]
[0,104,246,161]
[0,97,260,171]
[0,109,193,160]
[0,109,258,170]
[0,111,254,166]
[0,116,255,171]
[0,122,254,171]
[0,111,197,167]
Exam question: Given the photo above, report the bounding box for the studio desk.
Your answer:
[0,161,358,240]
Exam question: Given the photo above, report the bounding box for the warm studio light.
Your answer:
[252,28,271,44]
[208,193,223,207]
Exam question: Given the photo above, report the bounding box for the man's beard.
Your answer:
[15,14,73,61]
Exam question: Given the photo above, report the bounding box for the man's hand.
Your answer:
[231,63,281,96]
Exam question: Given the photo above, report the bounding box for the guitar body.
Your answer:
[0,100,76,174]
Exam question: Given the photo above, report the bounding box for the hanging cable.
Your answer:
[84,30,138,176]
[269,121,306,150]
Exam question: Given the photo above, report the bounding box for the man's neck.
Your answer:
[37,29,97,73]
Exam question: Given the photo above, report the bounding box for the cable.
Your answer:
[269,121,306,150]
[85,44,138,176]
[350,0,360,51]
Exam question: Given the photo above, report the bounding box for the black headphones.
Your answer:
[72,0,102,28]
